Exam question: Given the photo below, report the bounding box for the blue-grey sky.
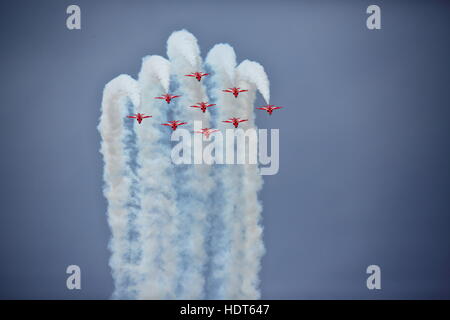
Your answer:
[0,0,449,299]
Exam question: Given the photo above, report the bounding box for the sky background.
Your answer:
[0,0,449,299]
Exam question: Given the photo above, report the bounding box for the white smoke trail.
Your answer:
[167,30,210,122]
[205,44,248,299]
[205,49,268,299]
[237,60,270,104]
[134,55,182,299]
[98,74,141,299]
[100,32,268,301]
[234,60,268,299]
[166,30,213,299]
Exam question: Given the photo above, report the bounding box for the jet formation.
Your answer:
[127,72,284,137]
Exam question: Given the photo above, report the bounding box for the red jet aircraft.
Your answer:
[161,120,187,131]
[154,93,181,104]
[256,105,283,115]
[127,113,152,124]
[185,72,209,82]
[195,128,220,139]
[190,102,216,113]
[223,117,248,128]
[222,87,248,98]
